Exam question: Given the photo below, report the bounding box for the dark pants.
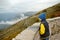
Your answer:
[41,37,49,40]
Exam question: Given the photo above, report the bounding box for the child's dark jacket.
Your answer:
[39,19,50,38]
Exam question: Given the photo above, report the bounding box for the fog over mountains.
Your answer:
[0,12,37,29]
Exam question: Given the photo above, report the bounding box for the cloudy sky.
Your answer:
[0,0,60,13]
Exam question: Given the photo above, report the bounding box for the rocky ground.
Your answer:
[50,33,60,40]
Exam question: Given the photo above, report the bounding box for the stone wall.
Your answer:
[47,17,60,36]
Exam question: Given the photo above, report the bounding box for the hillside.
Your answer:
[0,3,60,40]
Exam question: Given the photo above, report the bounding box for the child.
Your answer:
[39,13,50,40]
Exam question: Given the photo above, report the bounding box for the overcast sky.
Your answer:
[0,0,60,13]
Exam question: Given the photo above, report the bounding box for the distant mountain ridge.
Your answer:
[0,12,36,21]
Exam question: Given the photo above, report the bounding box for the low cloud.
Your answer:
[0,0,59,13]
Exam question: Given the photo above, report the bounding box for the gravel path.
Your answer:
[12,23,40,40]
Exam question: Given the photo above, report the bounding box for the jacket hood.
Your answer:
[39,13,46,20]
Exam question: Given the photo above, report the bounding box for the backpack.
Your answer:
[39,23,45,35]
